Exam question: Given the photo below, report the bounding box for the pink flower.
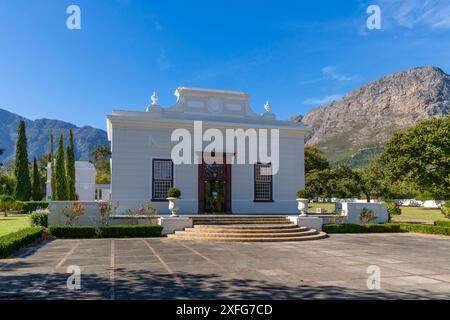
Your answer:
[138,207,145,213]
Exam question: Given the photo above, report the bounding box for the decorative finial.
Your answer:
[264,100,271,113]
[151,91,158,105]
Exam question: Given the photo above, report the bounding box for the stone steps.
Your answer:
[191,216,291,225]
[168,216,328,242]
[186,225,307,233]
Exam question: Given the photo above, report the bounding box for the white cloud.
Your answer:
[300,66,355,85]
[321,66,354,81]
[156,48,172,71]
[379,0,450,29]
[304,94,343,105]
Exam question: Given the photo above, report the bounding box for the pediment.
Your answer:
[168,87,259,118]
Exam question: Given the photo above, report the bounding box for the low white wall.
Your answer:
[341,202,388,224]
[48,201,102,226]
[393,199,446,208]
[158,217,193,235]
[288,216,323,231]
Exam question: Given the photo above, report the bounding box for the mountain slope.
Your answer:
[301,66,450,165]
[0,108,109,163]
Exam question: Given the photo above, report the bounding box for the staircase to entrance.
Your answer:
[167,215,328,242]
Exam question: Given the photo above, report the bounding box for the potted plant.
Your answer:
[167,187,181,217]
[296,189,312,216]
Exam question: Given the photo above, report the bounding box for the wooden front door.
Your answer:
[198,156,232,214]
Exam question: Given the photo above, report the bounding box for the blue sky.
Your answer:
[1,0,450,130]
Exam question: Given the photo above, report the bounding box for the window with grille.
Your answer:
[254,163,273,201]
[152,159,173,200]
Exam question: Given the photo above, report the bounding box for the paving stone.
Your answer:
[1,234,450,299]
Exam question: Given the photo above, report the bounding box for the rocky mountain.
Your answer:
[0,108,109,164]
[301,66,450,166]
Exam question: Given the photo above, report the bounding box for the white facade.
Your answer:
[106,87,310,214]
[46,161,97,201]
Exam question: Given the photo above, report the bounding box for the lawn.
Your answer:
[307,202,336,213]
[0,214,31,237]
[392,207,448,223]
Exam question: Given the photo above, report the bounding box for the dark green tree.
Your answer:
[0,148,5,156]
[55,133,68,200]
[305,169,337,198]
[305,146,329,173]
[49,133,56,200]
[31,158,42,200]
[66,129,77,200]
[377,116,450,199]
[14,120,31,200]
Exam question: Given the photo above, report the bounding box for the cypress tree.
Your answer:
[49,133,56,200]
[66,129,77,200]
[14,120,31,200]
[32,158,41,201]
[55,133,68,200]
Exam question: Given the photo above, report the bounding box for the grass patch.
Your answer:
[0,214,31,237]
[0,227,44,258]
[392,207,448,223]
[323,223,401,233]
[307,202,336,214]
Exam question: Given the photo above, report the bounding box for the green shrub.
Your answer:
[0,195,15,202]
[20,201,49,214]
[387,202,401,221]
[167,187,181,198]
[434,220,450,228]
[296,189,312,199]
[0,201,23,212]
[48,225,96,238]
[30,212,48,227]
[0,227,44,258]
[99,224,163,238]
[323,223,402,233]
[441,202,450,218]
[398,223,450,236]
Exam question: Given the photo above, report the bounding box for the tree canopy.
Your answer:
[377,116,449,199]
[305,145,329,173]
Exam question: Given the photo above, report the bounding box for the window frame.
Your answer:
[253,162,273,202]
[151,158,174,202]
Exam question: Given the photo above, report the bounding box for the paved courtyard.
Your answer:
[0,233,450,299]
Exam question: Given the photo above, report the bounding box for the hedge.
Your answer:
[99,224,163,238]
[0,201,23,212]
[434,220,450,228]
[48,226,97,238]
[0,227,44,258]
[397,223,450,236]
[323,223,402,233]
[30,212,48,227]
[20,201,49,214]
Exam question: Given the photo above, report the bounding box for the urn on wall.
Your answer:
[167,187,181,217]
[296,189,312,217]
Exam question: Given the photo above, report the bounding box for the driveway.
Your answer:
[0,233,450,299]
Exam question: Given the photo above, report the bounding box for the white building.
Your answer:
[46,161,99,201]
[106,87,310,214]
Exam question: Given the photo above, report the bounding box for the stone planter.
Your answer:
[296,198,309,216]
[167,197,180,217]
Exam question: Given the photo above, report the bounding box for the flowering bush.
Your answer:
[125,201,157,225]
[62,202,85,226]
[98,201,119,226]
